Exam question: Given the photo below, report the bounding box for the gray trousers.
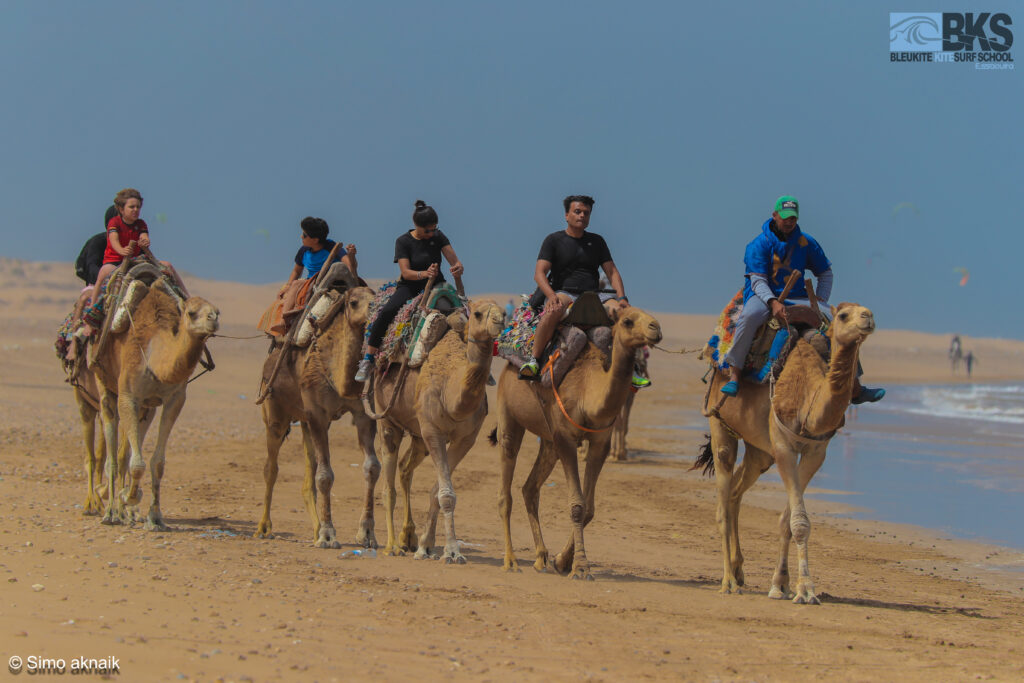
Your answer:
[723,297,831,369]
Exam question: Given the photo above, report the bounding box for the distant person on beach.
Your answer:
[720,195,884,404]
[950,335,963,373]
[964,350,976,377]
[355,199,464,382]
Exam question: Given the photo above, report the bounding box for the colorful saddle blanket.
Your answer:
[705,292,829,383]
[361,281,463,370]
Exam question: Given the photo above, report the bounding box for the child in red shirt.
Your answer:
[93,188,150,297]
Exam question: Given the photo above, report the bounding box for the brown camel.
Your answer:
[91,287,220,528]
[255,286,381,549]
[699,302,876,604]
[375,299,505,563]
[493,307,662,579]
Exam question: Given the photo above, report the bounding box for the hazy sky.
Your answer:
[2,1,1020,337]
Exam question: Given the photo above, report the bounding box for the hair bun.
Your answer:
[414,200,427,209]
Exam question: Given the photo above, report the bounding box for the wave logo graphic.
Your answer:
[890,13,942,51]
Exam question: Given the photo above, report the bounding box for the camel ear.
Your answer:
[830,304,837,319]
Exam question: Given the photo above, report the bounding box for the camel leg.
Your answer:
[547,436,591,580]
[99,389,124,525]
[77,391,104,516]
[610,391,634,461]
[774,445,827,604]
[144,390,185,531]
[555,435,611,574]
[117,390,152,526]
[418,428,463,564]
[522,440,559,572]
[307,415,340,549]
[351,410,380,549]
[728,444,773,587]
[415,426,480,562]
[300,422,321,539]
[497,422,526,572]
[379,421,404,556]
[399,437,428,553]
[254,406,289,539]
[710,419,742,594]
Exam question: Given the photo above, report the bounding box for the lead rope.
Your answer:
[543,350,615,433]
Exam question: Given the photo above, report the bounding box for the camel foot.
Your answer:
[502,557,522,573]
[314,526,341,549]
[82,495,103,516]
[399,527,417,552]
[718,578,742,595]
[254,521,273,539]
[734,566,745,586]
[793,586,820,605]
[382,545,405,557]
[145,517,169,532]
[413,547,437,560]
[100,508,123,526]
[553,551,573,575]
[442,548,467,565]
[355,525,378,549]
[124,485,144,507]
[568,565,594,581]
[768,586,793,600]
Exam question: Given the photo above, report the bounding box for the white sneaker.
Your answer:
[355,358,373,383]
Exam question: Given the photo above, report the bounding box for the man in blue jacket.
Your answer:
[721,196,884,404]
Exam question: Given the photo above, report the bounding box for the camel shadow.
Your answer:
[816,593,992,618]
[596,568,720,588]
[167,515,259,538]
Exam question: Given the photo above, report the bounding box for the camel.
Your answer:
[697,302,876,604]
[375,299,505,563]
[493,307,662,579]
[91,287,220,528]
[255,286,381,549]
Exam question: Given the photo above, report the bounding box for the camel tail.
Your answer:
[487,427,498,446]
[690,435,715,477]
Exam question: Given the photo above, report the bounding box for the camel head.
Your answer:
[182,297,220,338]
[466,299,505,341]
[342,287,375,328]
[613,307,662,350]
[828,302,875,347]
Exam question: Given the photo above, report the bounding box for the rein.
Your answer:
[543,350,614,434]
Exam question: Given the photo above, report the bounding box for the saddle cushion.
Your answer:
[362,281,463,369]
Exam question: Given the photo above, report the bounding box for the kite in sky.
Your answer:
[953,266,969,286]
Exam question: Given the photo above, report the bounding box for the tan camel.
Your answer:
[493,307,662,579]
[91,288,220,528]
[375,299,505,563]
[698,302,876,604]
[255,286,381,549]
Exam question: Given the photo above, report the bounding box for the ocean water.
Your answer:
[809,383,1024,549]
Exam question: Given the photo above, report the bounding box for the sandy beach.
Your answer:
[2,257,1024,681]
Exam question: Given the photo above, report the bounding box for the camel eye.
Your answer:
[838,312,848,321]
[623,318,633,328]
[474,312,482,320]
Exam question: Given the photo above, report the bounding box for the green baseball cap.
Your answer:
[774,195,799,219]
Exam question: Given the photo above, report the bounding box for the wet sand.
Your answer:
[2,258,1024,681]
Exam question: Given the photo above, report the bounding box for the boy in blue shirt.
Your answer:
[280,216,357,292]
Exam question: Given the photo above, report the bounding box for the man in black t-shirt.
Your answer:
[520,195,646,388]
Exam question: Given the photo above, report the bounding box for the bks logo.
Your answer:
[890,12,1013,51]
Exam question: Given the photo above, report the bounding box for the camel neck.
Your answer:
[448,337,493,419]
[582,332,635,423]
